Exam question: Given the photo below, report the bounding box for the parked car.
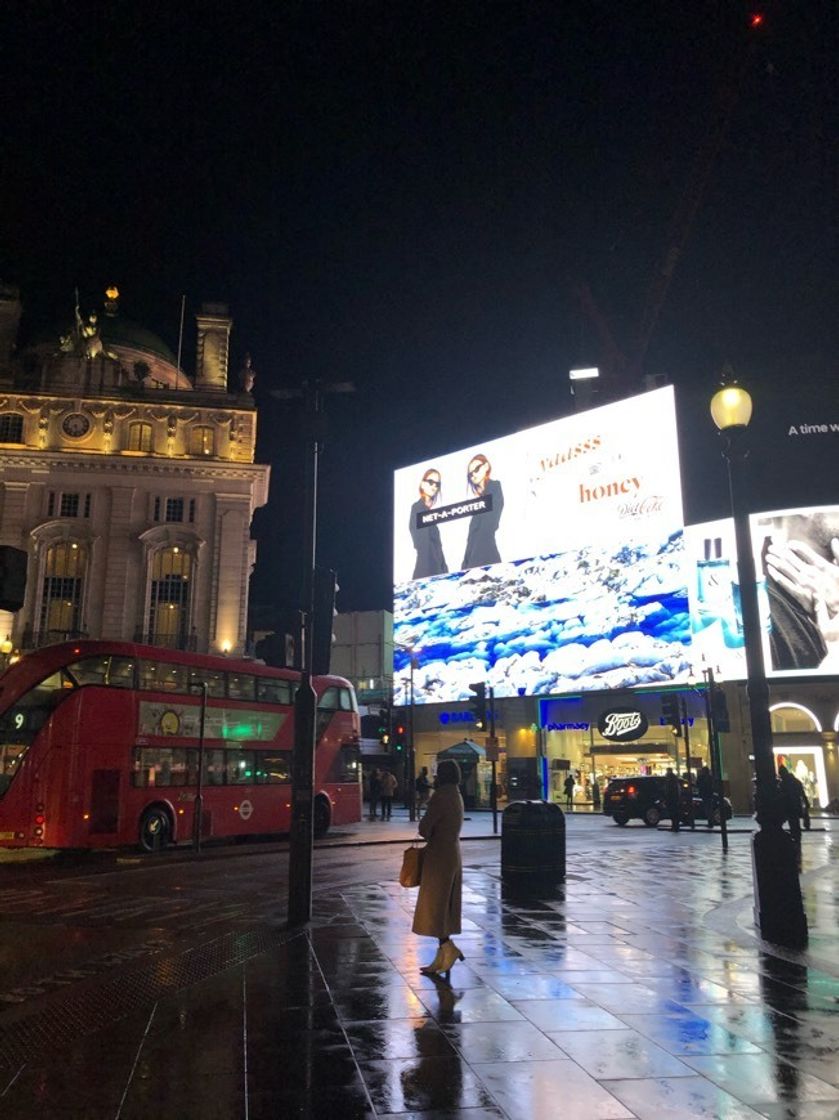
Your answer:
[603,775,732,827]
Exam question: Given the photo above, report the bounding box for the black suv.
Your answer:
[603,775,732,827]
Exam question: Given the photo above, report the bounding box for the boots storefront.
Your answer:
[540,691,714,810]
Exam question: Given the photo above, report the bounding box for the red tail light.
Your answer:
[626,785,637,797]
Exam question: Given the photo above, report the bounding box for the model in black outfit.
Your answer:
[410,469,448,579]
[462,454,503,569]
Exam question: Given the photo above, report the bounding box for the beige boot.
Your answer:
[437,938,465,977]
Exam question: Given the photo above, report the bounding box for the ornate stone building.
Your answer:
[0,284,269,656]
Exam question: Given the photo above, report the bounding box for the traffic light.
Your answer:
[468,681,487,730]
[0,546,27,613]
[661,695,682,736]
[311,567,338,676]
[377,706,391,746]
[392,720,407,752]
[711,687,730,733]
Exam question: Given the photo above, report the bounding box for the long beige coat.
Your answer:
[411,782,463,938]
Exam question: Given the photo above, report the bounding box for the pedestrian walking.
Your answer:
[368,768,382,820]
[380,769,398,820]
[591,779,601,811]
[664,768,681,832]
[778,764,805,845]
[563,772,575,810]
[413,759,465,980]
[697,765,714,827]
[415,766,431,809]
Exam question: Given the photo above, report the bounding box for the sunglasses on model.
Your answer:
[424,477,440,487]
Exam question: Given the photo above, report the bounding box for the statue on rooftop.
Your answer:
[239,352,256,393]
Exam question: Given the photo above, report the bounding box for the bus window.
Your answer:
[318,687,341,711]
[203,749,226,786]
[226,751,255,784]
[68,657,109,686]
[227,673,256,701]
[339,687,356,711]
[326,743,361,784]
[68,656,136,688]
[0,743,28,796]
[256,753,291,784]
[0,669,74,790]
[190,667,225,698]
[256,678,292,705]
[108,658,136,688]
[140,662,188,693]
[132,747,197,787]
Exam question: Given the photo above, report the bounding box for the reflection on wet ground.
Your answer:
[1,835,838,1118]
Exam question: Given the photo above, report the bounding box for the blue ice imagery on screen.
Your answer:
[394,529,691,704]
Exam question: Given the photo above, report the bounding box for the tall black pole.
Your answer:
[489,685,498,834]
[681,696,694,829]
[722,428,807,947]
[288,382,321,928]
[408,656,417,823]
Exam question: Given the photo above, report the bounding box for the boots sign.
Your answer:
[597,708,648,742]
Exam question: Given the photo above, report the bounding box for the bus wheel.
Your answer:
[313,796,331,838]
[139,806,172,853]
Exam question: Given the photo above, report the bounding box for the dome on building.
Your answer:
[98,316,177,364]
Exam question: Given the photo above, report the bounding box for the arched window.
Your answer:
[769,704,821,734]
[39,541,86,640]
[0,414,24,443]
[190,426,215,456]
[148,547,192,648]
[128,422,153,452]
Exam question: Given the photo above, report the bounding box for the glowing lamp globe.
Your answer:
[710,384,753,431]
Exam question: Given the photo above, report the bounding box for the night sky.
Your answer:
[3,2,837,616]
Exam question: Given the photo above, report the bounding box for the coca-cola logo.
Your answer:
[597,708,649,741]
[618,495,664,518]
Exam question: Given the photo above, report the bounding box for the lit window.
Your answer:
[128,422,153,452]
[40,541,86,640]
[190,426,215,456]
[148,547,192,648]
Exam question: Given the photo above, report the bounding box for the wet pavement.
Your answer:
[0,814,837,1118]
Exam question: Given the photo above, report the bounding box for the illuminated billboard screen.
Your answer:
[393,387,690,704]
[684,518,747,681]
[753,504,839,677]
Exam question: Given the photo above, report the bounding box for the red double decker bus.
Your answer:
[0,640,362,851]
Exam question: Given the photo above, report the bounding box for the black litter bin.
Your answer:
[502,800,565,882]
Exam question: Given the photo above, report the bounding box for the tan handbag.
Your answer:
[399,840,425,888]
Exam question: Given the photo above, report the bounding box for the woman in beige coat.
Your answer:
[412,759,465,979]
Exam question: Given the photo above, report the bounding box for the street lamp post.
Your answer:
[710,378,807,948]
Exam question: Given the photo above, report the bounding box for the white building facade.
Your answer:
[0,286,269,656]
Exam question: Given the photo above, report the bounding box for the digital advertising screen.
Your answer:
[393,387,691,704]
[684,518,747,682]
[752,504,839,678]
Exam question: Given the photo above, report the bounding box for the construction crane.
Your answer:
[574,11,768,402]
